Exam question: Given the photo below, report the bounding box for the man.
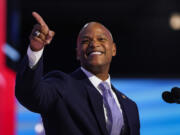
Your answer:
[15,12,140,135]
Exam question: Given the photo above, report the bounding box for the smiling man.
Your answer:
[77,22,116,81]
[15,12,140,135]
[77,22,116,80]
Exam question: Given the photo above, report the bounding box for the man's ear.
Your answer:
[76,47,80,60]
[112,42,117,56]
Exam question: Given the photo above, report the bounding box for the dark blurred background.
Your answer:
[6,0,180,77]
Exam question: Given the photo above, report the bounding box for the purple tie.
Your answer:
[99,82,124,135]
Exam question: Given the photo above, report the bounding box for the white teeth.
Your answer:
[89,52,102,56]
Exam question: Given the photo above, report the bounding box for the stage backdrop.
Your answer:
[0,0,16,134]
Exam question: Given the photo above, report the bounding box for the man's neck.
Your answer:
[82,65,109,81]
[95,73,109,81]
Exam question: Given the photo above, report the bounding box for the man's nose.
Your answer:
[89,40,100,48]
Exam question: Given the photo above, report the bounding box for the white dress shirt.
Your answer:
[27,46,44,68]
[80,67,123,123]
[27,46,123,123]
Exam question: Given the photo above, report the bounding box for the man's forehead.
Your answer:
[79,22,113,40]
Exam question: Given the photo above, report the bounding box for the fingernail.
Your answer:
[47,40,50,44]
[49,31,53,36]
[50,31,55,36]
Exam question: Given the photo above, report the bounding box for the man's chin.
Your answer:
[87,61,103,67]
[83,62,104,71]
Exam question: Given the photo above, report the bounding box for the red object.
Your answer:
[0,0,16,134]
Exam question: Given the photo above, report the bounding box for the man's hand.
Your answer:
[29,12,55,51]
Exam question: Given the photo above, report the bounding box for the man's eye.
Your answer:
[98,38,106,42]
[81,40,89,44]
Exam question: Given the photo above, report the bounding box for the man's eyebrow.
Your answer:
[81,35,91,39]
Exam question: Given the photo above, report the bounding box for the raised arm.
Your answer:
[15,12,58,113]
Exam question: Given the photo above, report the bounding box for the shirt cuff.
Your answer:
[27,46,44,68]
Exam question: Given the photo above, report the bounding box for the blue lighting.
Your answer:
[112,78,180,135]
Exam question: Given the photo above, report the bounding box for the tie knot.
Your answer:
[98,82,111,94]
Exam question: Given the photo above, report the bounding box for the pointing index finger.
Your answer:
[32,12,48,27]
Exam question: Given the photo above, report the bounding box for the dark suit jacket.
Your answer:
[15,55,140,135]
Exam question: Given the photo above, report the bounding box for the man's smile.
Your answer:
[86,50,104,57]
[89,51,102,56]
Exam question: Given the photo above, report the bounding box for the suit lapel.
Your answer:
[71,68,109,135]
[85,84,109,135]
[112,86,131,135]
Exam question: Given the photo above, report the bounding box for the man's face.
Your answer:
[76,23,116,70]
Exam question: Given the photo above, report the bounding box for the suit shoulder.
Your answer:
[115,89,137,105]
[43,70,68,79]
[42,70,78,85]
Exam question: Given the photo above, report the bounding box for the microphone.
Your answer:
[162,87,180,104]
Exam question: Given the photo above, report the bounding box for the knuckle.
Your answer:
[39,34,45,40]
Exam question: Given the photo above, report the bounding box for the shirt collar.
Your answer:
[80,67,111,88]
